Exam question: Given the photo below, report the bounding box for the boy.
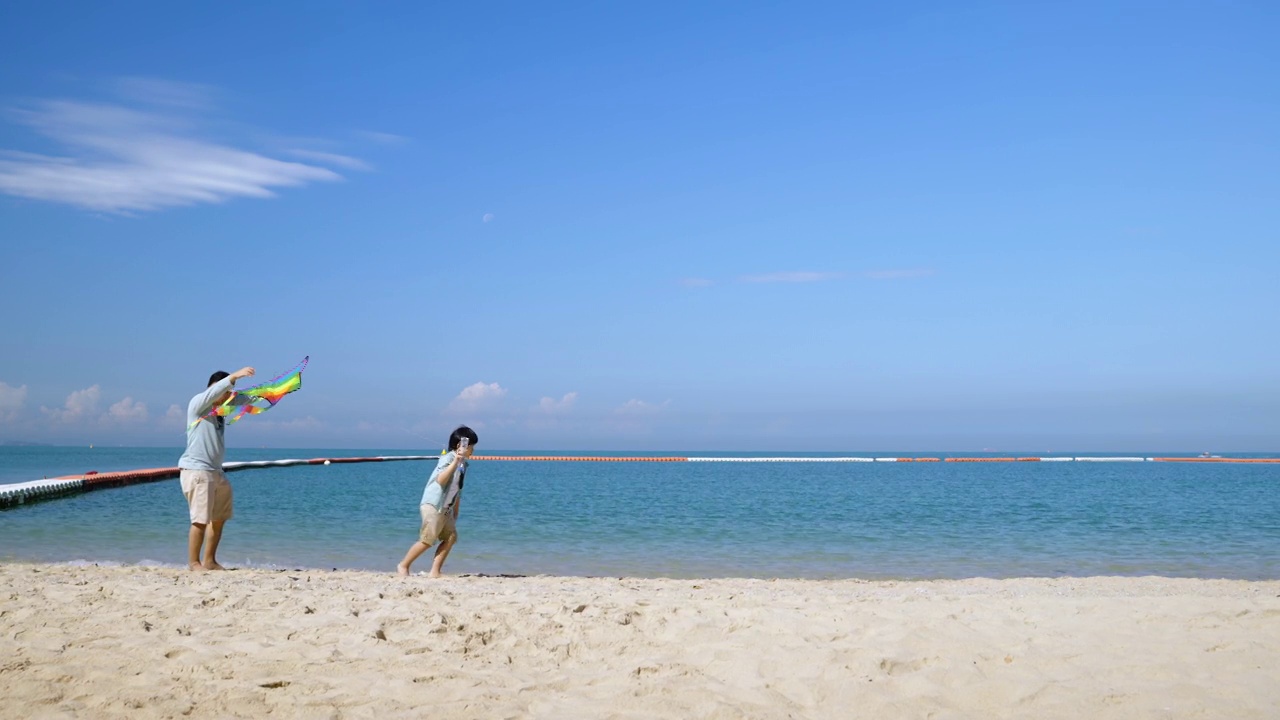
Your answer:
[398,425,478,578]
[178,366,255,571]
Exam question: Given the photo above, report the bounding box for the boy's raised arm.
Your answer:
[436,454,463,487]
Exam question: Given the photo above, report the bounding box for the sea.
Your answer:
[1,446,1278,579]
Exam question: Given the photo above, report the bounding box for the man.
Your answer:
[178,366,254,571]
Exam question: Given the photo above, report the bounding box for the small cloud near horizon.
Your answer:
[537,392,578,414]
[448,382,508,413]
[615,399,670,416]
[0,381,27,423]
[41,385,102,424]
[39,386,157,427]
[107,396,148,423]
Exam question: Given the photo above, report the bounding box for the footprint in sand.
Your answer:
[878,657,937,676]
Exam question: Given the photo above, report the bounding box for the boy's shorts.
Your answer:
[180,469,233,525]
[419,504,457,546]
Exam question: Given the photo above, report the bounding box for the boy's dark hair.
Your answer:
[448,425,479,451]
[208,371,230,388]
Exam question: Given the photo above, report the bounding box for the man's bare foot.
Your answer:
[202,561,226,571]
[427,570,443,579]
[397,564,411,577]
[188,563,207,572]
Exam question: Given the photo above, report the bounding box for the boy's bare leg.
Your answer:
[397,541,430,577]
[188,523,207,571]
[202,519,227,570]
[428,535,456,578]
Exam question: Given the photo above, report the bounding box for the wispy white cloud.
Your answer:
[42,385,102,424]
[739,271,843,284]
[355,130,409,145]
[163,404,184,428]
[448,382,508,413]
[0,82,350,213]
[286,149,371,171]
[112,77,217,110]
[680,277,714,288]
[107,396,148,423]
[0,381,27,423]
[863,268,935,280]
[536,392,578,414]
[482,213,495,223]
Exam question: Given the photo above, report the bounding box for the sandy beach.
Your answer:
[1,564,1277,719]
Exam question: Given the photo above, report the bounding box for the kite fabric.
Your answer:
[192,356,309,429]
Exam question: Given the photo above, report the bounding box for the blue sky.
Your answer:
[0,2,1277,451]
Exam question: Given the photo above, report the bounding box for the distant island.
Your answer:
[0,441,53,447]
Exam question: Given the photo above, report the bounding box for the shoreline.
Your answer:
[7,558,1279,583]
[3,563,1278,718]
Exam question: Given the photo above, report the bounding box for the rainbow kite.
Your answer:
[194,356,309,428]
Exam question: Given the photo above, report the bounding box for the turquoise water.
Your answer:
[1,447,1278,579]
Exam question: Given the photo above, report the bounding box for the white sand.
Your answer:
[1,564,1277,719]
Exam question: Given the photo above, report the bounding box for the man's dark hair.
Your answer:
[448,425,479,451]
[208,371,230,388]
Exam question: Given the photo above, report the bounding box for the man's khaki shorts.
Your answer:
[180,469,233,525]
[419,504,457,546]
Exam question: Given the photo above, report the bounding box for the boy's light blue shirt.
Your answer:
[421,451,465,511]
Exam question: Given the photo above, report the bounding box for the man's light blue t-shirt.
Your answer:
[178,377,235,472]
